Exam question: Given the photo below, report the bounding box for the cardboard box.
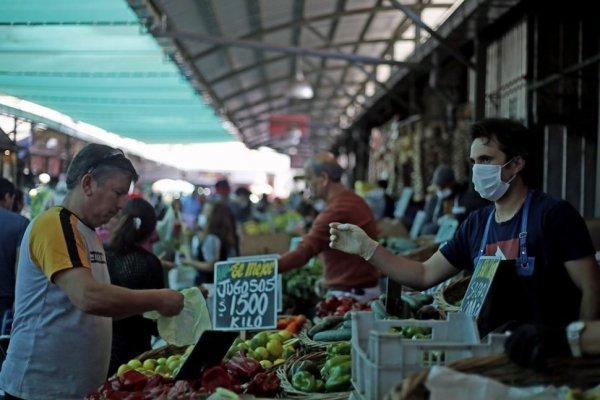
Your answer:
[239,232,291,256]
[377,217,409,238]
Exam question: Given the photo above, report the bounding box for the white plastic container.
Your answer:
[350,311,507,400]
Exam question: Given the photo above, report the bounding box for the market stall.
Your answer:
[85,251,599,400]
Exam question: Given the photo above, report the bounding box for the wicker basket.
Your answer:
[433,276,470,312]
[134,344,188,362]
[276,350,350,399]
[392,353,600,400]
[297,329,343,351]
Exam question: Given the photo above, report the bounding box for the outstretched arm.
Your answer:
[55,268,184,318]
[329,222,458,290]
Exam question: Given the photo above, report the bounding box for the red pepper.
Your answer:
[166,380,195,398]
[99,377,124,397]
[119,370,148,391]
[244,371,281,397]
[144,374,171,389]
[225,355,263,382]
[201,366,237,393]
[106,391,144,400]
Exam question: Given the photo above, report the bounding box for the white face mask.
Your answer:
[472,159,516,201]
[436,188,452,199]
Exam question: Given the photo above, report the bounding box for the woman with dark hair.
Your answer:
[184,201,239,284]
[104,197,165,377]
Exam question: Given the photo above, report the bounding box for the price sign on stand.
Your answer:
[460,256,501,318]
[214,256,278,330]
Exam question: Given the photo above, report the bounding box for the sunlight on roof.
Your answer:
[0,94,291,175]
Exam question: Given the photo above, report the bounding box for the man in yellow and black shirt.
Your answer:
[0,143,184,400]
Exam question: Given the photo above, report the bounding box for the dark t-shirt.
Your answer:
[440,190,595,329]
[104,246,165,377]
[0,209,29,311]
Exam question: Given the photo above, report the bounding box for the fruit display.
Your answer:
[241,210,304,235]
[224,329,299,369]
[314,295,371,318]
[87,351,281,399]
[114,345,193,380]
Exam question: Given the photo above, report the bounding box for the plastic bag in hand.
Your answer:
[144,286,212,346]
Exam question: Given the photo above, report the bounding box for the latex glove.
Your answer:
[329,222,379,261]
[504,323,570,368]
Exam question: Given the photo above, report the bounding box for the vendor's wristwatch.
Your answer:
[566,321,586,357]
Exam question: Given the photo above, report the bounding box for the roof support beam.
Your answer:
[152,29,421,67]
[388,0,476,70]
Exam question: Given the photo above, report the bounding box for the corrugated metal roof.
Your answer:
[137,0,460,157]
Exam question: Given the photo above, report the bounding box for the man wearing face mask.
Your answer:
[329,118,600,333]
[278,152,381,303]
[421,164,489,235]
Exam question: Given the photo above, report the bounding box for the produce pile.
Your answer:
[288,342,352,393]
[281,260,322,316]
[86,323,304,399]
[86,286,473,399]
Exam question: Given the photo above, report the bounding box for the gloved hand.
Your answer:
[504,323,571,368]
[329,222,379,261]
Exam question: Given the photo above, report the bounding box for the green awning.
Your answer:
[0,0,235,144]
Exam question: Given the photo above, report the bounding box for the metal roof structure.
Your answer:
[135,0,461,157]
[0,0,467,156]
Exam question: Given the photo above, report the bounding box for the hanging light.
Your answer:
[288,59,314,100]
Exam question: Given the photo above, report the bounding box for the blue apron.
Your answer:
[474,192,535,276]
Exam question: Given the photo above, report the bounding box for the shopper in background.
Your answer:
[212,178,240,255]
[0,143,184,400]
[278,152,380,303]
[329,118,600,333]
[184,201,239,285]
[10,188,25,216]
[420,164,489,235]
[230,186,254,226]
[155,197,184,259]
[104,197,165,377]
[0,178,29,324]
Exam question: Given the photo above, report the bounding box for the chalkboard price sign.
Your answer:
[213,256,278,330]
[460,256,501,318]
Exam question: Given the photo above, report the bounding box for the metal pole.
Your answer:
[152,29,424,68]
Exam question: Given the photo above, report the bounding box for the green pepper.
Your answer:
[325,373,351,392]
[328,360,352,379]
[291,370,317,392]
[291,359,319,377]
[327,341,351,356]
[320,355,351,379]
[314,379,325,392]
[325,355,351,368]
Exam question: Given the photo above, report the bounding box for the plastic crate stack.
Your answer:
[350,311,507,399]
